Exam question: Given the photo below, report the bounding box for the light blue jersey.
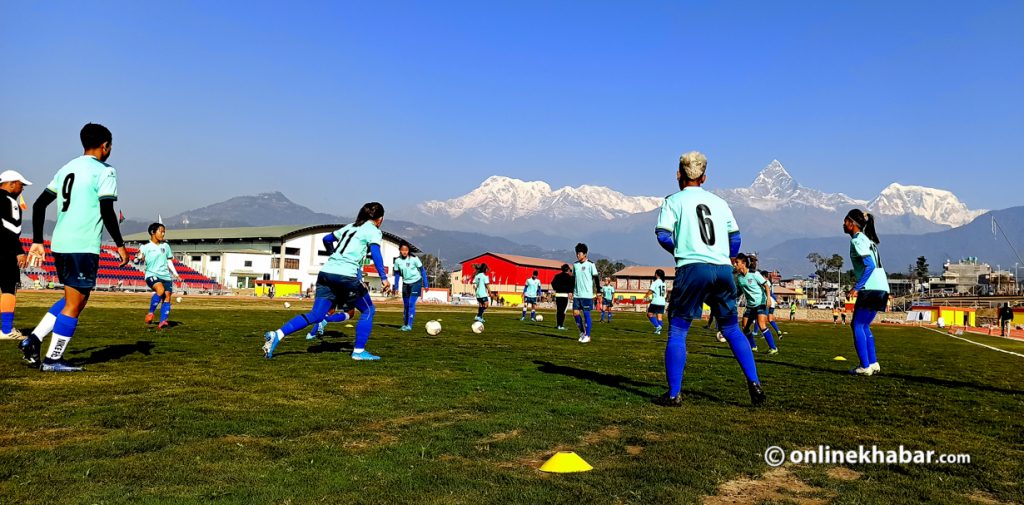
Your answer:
[524,278,541,297]
[601,285,615,300]
[139,241,174,279]
[655,187,738,267]
[321,222,383,278]
[649,279,667,305]
[737,271,767,307]
[393,255,423,283]
[46,155,118,254]
[473,272,490,298]
[850,232,889,292]
[573,260,597,298]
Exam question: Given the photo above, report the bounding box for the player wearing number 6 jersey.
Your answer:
[653,151,765,406]
[19,123,129,372]
[263,202,392,361]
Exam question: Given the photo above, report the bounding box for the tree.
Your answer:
[595,259,626,280]
[420,253,451,288]
[914,256,929,282]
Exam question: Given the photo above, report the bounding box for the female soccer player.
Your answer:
[473,263,490,322]
[844,209,888,376]
[393,241,429,331]
[599,278,615,323]
[735,254,778,355]
[135,223,179,329]
[646,269,667,334]
[263,202,392,361]
[520,270,542,322]
[572,243,599,343]
[762,270,783,340]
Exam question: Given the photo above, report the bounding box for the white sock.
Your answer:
[276,329,285,341]
[45,334,71,360]
[353,348,364,354]
[32,312,57,342]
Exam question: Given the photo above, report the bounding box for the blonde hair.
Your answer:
[679,151,707,180]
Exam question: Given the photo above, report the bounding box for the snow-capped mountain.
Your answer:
[868,183,985,227]
[417,176,663,222]
[715,160,866,211]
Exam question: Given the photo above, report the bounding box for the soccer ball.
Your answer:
[535,314,544,322]
[176,296,182,303]
[284,302,291,308]
[471,321,485,334]
[425,320,442,336]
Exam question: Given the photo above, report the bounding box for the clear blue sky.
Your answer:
[1,0,1021,219]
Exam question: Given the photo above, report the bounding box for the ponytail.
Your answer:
[846,209,880,244]
[354,202,385,227]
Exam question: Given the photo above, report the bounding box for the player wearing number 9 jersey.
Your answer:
[263,202,392,361]
[652,151,765,406]
[20,123,129,372]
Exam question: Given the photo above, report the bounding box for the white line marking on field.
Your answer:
[926,328,1024,358]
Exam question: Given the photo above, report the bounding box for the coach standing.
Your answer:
[551,264,573,331]
[0,170,32,340]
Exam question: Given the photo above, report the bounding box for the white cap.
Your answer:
[0,170,32,185]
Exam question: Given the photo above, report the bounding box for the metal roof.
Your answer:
[124,224,419,252]
[612,265,677,278]
[459,252,566,269]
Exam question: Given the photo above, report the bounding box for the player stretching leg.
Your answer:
[521,270,541,321]
[653,151,765,406]
[393,241,428,331]
[136,223,179,329]
[263,202,392,361]
[21,123,129,371]
[646,269,667,334]
[572,243,598,343]
[844,209,888,376]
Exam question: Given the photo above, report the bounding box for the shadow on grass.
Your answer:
[71,340,156,365]
[519,330,575,341]
[533,360,667,400]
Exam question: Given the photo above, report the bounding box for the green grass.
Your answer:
[1,292,1022,505]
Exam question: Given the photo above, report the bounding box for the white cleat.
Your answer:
[579,335,591,344]
[849,366,875,376]
[869,362,880,374]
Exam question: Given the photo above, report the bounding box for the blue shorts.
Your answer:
[477,296,489,305]
[768,306,776,315]
[146,276,174,293]
[524,296,538,305]
[602,300,613,308]
[402,279,423,298]
[744,306,768,320]
[648,304,666,315]
[53,252,99,290]
[315,272,367,306]
[572,298,594,311]
[668,263,738,324]
[854,290,889,312]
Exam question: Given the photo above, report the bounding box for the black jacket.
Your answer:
[551,272,573,294]
[999,307,1013,322]
[0,189,24,259]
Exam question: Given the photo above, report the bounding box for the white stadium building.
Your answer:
[123,224,417,293]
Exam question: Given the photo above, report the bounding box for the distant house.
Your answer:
[455,252,565,304]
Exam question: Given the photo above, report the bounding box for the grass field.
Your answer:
[1,292,1022,505]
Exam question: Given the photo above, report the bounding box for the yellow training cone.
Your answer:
[345,324,354,328]
[833,356,847,361]
[539,451,593,473]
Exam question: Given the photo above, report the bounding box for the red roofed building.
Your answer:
[454,252,566,305]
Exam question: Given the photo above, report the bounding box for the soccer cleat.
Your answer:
[157,321,169,329]
[578,332,586,341]
[654,326,662,335]
[869,362,881,373]
[40,358,83,372]
[19,337,41,366]
[556,326,566,331]
[653,392,683,407]
[849,366,874,376]
[751,346,759,352]
[767,348,779,356]
[145,313,155,324]
[748,381,766,406]
[519,316,525,321]
[579,335,591,344]
[716,332,726,343]
[263,331,281,359]
[351,350,381,361]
